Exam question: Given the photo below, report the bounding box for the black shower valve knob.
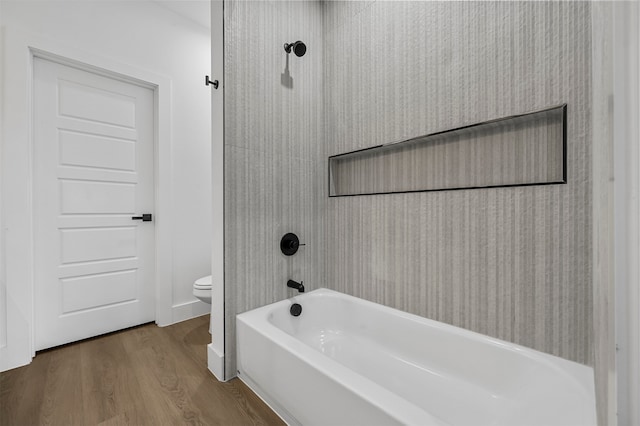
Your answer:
[280,233,305,256]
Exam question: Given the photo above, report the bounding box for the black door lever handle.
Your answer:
[132,214,152,222]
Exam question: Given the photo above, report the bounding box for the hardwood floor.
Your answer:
[0,316,285,426]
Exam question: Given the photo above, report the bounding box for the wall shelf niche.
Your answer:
[328,104,567,197]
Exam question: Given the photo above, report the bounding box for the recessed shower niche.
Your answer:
[328,104,567,197]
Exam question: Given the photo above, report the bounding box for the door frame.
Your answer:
[1,27,174,371]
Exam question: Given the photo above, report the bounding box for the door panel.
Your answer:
[58,79,137,127]
[60,180,136,214]
[59,130,136,171]
[34,57,155,350]
[60,227,137,264]
[61,270,137,314]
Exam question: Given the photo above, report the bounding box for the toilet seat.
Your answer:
[193,275,212,305]
[194,275,212,290]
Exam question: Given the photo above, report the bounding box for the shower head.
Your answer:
[284,41,306,57]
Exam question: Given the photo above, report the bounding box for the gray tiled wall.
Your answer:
[224,0,325,378]
[225,0,593,385]
[323,1,592,365]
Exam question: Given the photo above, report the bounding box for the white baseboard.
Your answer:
[207,343,225,381]
[171,299,210,324]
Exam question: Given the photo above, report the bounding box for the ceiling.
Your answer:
[153,0,210,30]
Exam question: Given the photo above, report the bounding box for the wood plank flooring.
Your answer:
[0,315,285,426]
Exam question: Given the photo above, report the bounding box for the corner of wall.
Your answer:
[0,23,7,351]
[207,343,225,381]
[590,2,616,425]
[611,2,640,425]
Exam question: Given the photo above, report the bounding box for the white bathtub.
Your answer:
[236,288,596,426]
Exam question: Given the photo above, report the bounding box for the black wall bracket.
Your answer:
[205,75,219,89]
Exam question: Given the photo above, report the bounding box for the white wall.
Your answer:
[208,0,224,381]
[0,0,212,369]
[0,0,6,351]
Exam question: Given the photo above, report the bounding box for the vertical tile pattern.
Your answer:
[226,0,593,384]
[323,1,592,365]
[224,0,325,378]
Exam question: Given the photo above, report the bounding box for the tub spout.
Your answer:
[287,279,304,293]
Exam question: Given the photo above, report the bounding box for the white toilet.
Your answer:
[193,274,212,304]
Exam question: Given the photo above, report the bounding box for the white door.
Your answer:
[33,57,155,350]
